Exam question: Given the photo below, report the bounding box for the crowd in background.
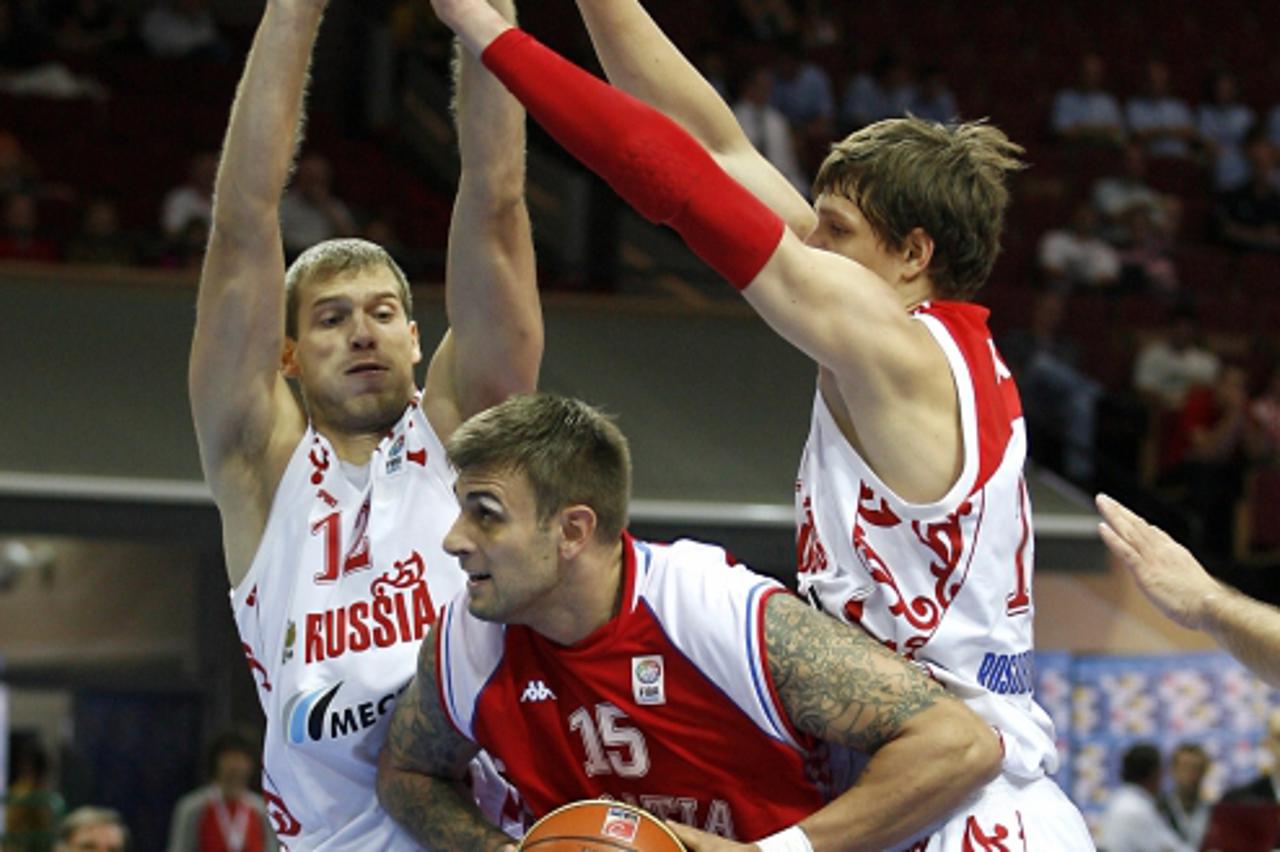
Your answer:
[6,0,1280,846]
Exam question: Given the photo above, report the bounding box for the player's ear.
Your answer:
[557,505,597,559]
[900,227,935,281]
[408,320,422,365]
[281,337,300,379]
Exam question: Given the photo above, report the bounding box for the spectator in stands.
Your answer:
[54,806,128,852]
[161,151,215,240]
[1198,70,1256,191]
[911,65,958,125]
[1158,742,1211,850]
[1051,51,1125,147]
[166,731,276,852]
[0,131,40,197]
[1093,142,1177,245]
[770,35,834,130]
[0,192,58,261]
[278,152,356,257]
[841,50,914,131]
[1249,366,1280,461]
[52,0,127,54]
[66,195,136,266]
[731,0,796,41]
[1165,363,1250,555]
[1220,708,1280,802]
[1268,102,1280,154]
[732,66,806,194]
[1133,303,1220,412]
[1126,59,1198,159]
[6,738,64,850]
[1215,128,1280,253]
[999,290,1101,483]
[1099,743,1194,852]
[1116,203,1180,296]
[140,0,225,60]
[1038,203,1121,290]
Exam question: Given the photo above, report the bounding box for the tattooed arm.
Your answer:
[376,627,516,851]
[767,592,1000,850]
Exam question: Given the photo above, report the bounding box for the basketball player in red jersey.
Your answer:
[378,394,1002,852]
[427,1,1093,848]
[188,0,541,846]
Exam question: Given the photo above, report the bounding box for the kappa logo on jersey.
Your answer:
[284,680,404,744]
[520,680,556,702]
[631,655,666,706]
[600,807,640,841]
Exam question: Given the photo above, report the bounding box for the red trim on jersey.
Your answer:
[917,301,1022,495]
[756,588,813,750]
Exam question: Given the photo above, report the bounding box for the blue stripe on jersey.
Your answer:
[635,540,653,574]
[441,603,461,729]
[745,581,788,742]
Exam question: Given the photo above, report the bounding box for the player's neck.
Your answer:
[535,538,625,646]
[322,429,384,466]
[901,277,938,311]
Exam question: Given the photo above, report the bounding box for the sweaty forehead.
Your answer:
[815,192,865,223]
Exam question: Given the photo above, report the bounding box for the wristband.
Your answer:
[754,825,814,852]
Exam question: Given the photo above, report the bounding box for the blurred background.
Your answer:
[3,0,1280,847]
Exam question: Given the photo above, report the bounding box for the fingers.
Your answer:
[664,820,702,850]
[1097,520,1140,567]
[1095,492,1153,552]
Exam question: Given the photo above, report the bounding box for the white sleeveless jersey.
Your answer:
[231,397,517,850]
[795,301,1059,780]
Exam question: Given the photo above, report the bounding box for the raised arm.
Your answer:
[433,7,959,499]
[377,625,516,851]
[1097,494,1280,687]
[748,593,999,850]
[188,0,324,585]
[572,0,816,236]
[423,0,542,441]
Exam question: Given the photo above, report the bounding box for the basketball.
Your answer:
[519,799,687,851]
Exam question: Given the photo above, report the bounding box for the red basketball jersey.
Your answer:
[436,535,828,841]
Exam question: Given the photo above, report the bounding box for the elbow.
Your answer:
[951,716,1004,792]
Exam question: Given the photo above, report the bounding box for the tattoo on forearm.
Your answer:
[765,593,944,752]
[378,634,509,850]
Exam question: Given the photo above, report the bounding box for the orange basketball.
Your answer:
[519,799,687,851]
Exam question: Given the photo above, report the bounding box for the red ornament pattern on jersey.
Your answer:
[262,788,301,838]
[308,439,330,486]
[242,642,272,692]
[851,482,978,657]
[961,813,1025,852]
[795,494,828,576]
[371,550,426,597]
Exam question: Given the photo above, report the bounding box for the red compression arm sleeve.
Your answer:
[481,29,785,290]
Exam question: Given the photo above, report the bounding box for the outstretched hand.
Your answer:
[1095,493,1222,629]
[665,821,755,851]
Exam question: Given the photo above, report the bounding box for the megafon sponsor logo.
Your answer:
[284,681,405,744]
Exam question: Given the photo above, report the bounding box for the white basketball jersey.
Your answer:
[795,301,1059,779]
[231,397,518,849]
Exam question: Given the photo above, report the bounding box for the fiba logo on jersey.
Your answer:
[631,655,666,706]
[386,435,404,475]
